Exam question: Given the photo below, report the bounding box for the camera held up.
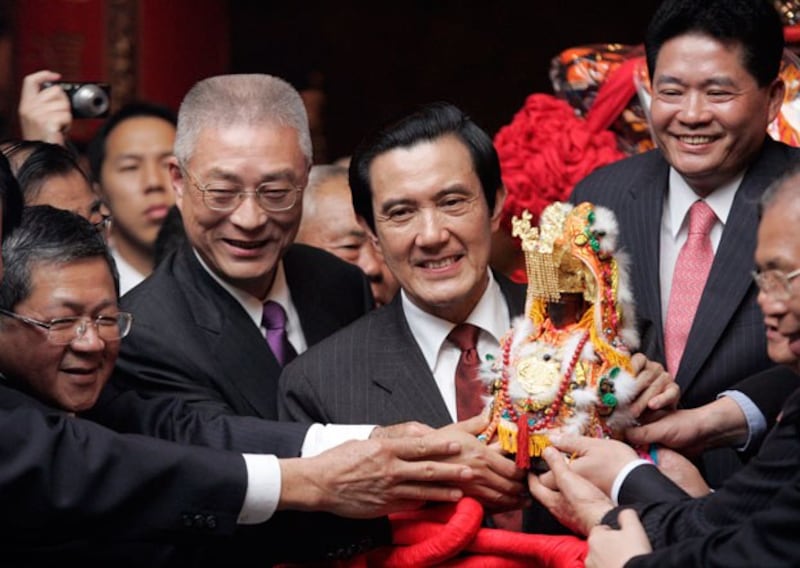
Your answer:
[42,81,111,119]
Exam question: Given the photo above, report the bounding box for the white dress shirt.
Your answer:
[402,270,511,422]
[112,247,147,296]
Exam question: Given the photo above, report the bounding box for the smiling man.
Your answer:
[569,0,800,487]
[111,74,374,421]
[278,102,675,532]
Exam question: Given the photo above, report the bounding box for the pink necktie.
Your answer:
[664,200,716,375]
[448,323,485,421]
[261,301,297,366]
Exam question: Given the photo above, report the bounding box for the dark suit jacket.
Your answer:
[113,242,374,420]
[0,379,388,566]
[276,273,574,533]
[277,272,525,426]
[602,386,800,567]
[570,139,800,483]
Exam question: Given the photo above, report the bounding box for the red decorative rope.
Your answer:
[315,497,588,568]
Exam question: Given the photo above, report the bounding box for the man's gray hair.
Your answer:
[173,73,313,167]
[761,162,800,214]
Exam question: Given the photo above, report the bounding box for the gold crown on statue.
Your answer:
[480,201,640,468]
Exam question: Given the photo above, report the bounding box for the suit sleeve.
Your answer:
[604,390,800,548]
[87,381,311,455]
[625,468,800,567]
[731,365,800,432]
[3,386,392,562]
[277,353,333,423]
[0,391,246,545]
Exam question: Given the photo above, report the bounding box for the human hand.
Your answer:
[536,434,639,495]
[585,508,652,568]
[527,446,614,536]
[371,420,435,439]
[279,431,472,518]
[653,446,710,497]
[625,396,748,455]
[436,415,527,512]
[627,353,680,420]
[18,70,72,145]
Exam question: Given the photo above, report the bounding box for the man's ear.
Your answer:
[168,158,185,203]
[767,77,786,124]
[490,185,507,232]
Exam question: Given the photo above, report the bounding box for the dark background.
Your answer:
[230,1,662,162]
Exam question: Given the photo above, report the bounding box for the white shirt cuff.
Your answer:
[610,459,654,505]
[300,423,376,457]
[718,390,766,452]
[238,454,280,524]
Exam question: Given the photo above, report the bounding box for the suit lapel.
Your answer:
[368,278,524,426]
[624,155,669,361]
[370,298,453,426]
[180,247,282,418]
[677,140,780,389]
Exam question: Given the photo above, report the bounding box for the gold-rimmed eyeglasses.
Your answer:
[182,167,301,213]
[751,268,800,302]
[0,308,133,345]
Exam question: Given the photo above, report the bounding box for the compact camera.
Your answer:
[42,81,111,119]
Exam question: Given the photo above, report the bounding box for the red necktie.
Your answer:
[664,200,716,375]
[261,301,297,366]
[449,323,523,531]
[448,323,485,420]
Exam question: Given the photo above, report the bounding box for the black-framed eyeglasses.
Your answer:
[182,167,302,212]
[0,308,133,345]
[751,268,800,301]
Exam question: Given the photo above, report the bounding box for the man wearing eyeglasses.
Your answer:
[0,203,508,565]
[110,74,375,422]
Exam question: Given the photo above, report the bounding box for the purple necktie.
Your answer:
[261,301,297,366]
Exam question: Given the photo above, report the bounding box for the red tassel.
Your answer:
[515,414,530,469]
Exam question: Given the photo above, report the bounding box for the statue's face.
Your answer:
[547,292,589,329]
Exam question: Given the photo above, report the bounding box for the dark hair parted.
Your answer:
[0,205,119,310]
[0,152,22,239]
[349,101,502,232]
[15,142,90,203]
[645,0,784,87]
[87,101,177,183]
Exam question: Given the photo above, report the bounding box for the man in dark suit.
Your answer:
[0,202,486,566]
[278,102,675,529]
[112,73,374,421]
[528,161,800,567]
[569,0,800,486]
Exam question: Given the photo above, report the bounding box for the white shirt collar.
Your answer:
[402,271,510,370]
[666,167,741,238]
[192,249,305,351]
[111,247,147,297]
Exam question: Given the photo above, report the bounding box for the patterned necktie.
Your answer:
[448,323,485,421]
[664,200,716,375]
[261,301,297,366]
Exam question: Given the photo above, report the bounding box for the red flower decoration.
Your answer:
[494,93,625,234]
